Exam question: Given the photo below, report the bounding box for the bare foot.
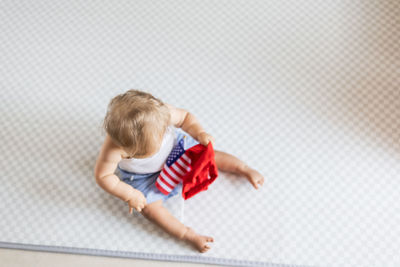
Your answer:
[241,165,265,189]
[182,227,214,253]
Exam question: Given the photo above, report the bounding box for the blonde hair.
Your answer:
[103,89,171,157]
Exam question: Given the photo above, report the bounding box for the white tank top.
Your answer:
[118,126,176,174]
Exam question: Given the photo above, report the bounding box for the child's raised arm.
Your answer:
[94,134,146,213]
[166,103,215,147]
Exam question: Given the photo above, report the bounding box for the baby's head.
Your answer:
[103,89,170,158]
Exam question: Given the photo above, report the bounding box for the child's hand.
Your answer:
[197,132,215,147]
[126,189,147,213]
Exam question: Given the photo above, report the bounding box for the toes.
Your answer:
[252,181,259,189]
[188,235,214,253]
[201,245,210,253]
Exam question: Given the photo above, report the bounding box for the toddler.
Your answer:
[94,89,264,252]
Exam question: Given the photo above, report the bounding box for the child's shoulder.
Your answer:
[102,134,125,157]
[94,134,124,178]
[165,103,188,128]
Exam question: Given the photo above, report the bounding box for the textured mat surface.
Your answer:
[1,0,399,266]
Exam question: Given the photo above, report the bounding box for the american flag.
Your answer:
[155,138,192,195]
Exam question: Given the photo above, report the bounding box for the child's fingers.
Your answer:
[199,138,206,146]
[135,203,146,213]
[210,136,215,147]
[251,180,259,189]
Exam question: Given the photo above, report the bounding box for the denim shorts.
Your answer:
[117,127,199,204]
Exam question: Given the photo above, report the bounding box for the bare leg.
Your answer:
[214,150,265,189]
[141,200,214,253]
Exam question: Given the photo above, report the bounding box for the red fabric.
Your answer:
[181,142,219,200]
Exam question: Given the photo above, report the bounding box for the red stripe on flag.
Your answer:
[178,158,191,172]
[164,166,181,182]
[169,164,184,178]
[158,176,175,189]
[180,155,191,167]
[175,161,187,174]
[160,172,179,188]
[162,170,180,184]
[155,181,170,195]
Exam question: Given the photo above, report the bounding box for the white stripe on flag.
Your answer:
[180,156,191,167]
[157,178,172,192]
[177,158,191,172]
[165,166,181,180]
[171,164,185,176]
[182,154,191,164]
[160,171,179,187]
